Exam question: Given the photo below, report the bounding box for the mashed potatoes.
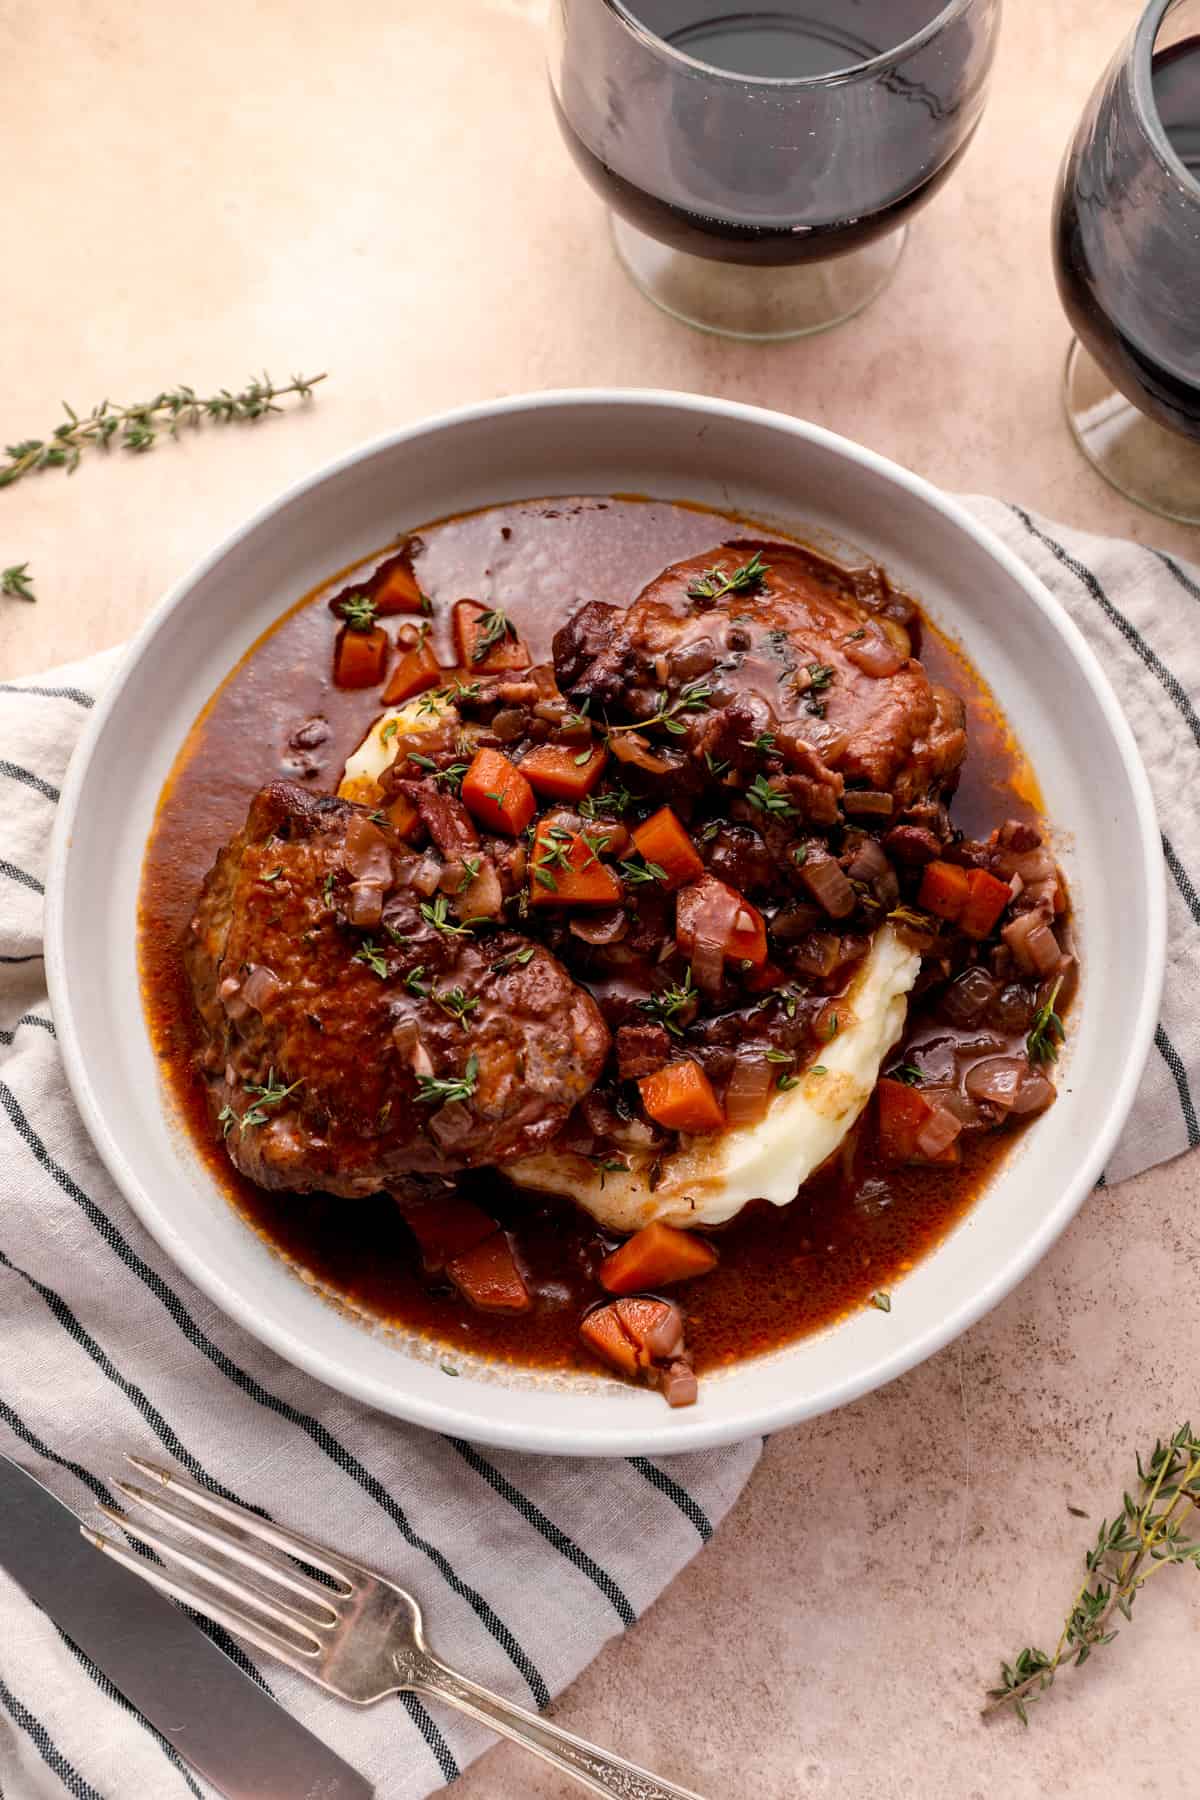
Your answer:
[507,924,920,1231]
[338,692,458,806]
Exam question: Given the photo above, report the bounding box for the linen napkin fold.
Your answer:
[1,501,1197,1800]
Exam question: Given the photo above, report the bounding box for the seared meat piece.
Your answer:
[615,1022,672,1082]
[554,542,966,814]
[187,782,609,1196]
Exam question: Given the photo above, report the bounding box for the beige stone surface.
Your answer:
[3,1,1198,1795]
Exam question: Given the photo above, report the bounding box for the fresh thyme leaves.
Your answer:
[449,679,482,703]
[638,970,696,1037]
[352,938,389,978]
[471,607,517,663]
[435,986,480,1029]
[405,965,430,996]
[807,663,834,692]
[791,844,808,866]
[406,751,468,791]
[845,628,866,642]
[580,783,633,819]
[776,1072,800,1091]
[1027,976,1065,1066]
[704,751,731,778]
[261,867,283,884]
[686,550,770,603]
[0,372,325,490]
[810,1064,828,1076]
[608,678,713,738]
[420,895,473,937]
[745,774,796,819]
[889,903,936,934]
[341,592,379,633]
[890,1063,924,1086]
[416,1052,480,1107]
[745,732,776,755]
[457,855,482,892]
[322,871,336,906]
[620,857,668,887]
[764,1049,794,1065]
[870,1291,892,1313]
[1,562,35,601]
[379,718,399,745]
[987,1424,1200,1726]
[587,1153,632,1189]
[226,1068,304,1132]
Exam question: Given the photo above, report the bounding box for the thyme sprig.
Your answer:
[218,1068,303,1135]
[2,562,35,602]
[607,678,713,738]
[1027,976,1065,1066]
[638,970,696,1038]
[987,1424,1200,1725]
[0,372,325,489]
[472,607,517,663]
[416,1053,480,1107]
[686,551,770,603]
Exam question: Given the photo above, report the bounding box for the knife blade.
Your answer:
[0,1451,373,1800]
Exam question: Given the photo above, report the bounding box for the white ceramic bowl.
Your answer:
[46,391,1165,1456]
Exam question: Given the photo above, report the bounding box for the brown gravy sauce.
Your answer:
[139,497,1044,1377]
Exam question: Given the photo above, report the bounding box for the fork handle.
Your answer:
[404,1650,708,1799]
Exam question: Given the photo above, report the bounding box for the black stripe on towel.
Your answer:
[1153,549,1200,604]
[0,1669,105,1800]
[0,760,60,803]
[1011,507,1200,754]
[0,683,93,707]
[1162,833,1200,928]
[1154,1024,1200,1150]
[627,1457,714,1543]
[0,860,44,896]
[0,1394,272,1697]
[0,953,43,964]
[0,1014,55,1046]
[448,1437,636,1625]
[398,1694,459,1787]
[0,1078,544,1720]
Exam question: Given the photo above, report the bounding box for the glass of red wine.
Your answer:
[1053,0,1200,523]
[548,1,1002,341]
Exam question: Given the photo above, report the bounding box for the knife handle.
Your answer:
[407,1651,707,1799]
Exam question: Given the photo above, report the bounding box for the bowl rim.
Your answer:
[44,387,1167,1455]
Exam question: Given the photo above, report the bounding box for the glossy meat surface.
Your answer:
[187,782,610,1194]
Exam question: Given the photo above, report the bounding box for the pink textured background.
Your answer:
[2,3,1196,1794]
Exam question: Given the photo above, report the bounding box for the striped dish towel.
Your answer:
[1,501,1197,1799]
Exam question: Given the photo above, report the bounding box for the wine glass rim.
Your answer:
[1134,0,1200,200]
[602,0,977,87]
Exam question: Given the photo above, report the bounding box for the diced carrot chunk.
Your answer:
[580,1303,640,1378]
[381,640,441,706]
[630,807,704,892]
[372,555,427,615]
[529,820,622,908]
[960,867,1012,939]
[599,1222,718,1295]
[675,875,768,968]
[400,1194,496,1274]
[917,859,970,922]
[460,748,535,836]
[333,624,389,690]
[452,600,531,671]
[445,1231,531,1314]
[638,1059,725,1134]
[877,1078,934,1163]
[384,793,421,839]
[519,743,608,801]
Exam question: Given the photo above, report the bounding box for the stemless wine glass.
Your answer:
[547,0,1002,342]
[1053,0,1200,524]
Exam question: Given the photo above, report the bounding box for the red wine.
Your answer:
[551,3,999,269]
[1054,36,1200,439]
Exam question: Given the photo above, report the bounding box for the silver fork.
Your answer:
[87,1456,707,1800]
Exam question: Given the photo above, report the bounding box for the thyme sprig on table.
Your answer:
[987,1424,1200,1725]
[0,372,325,490]
[2,562,35,601]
